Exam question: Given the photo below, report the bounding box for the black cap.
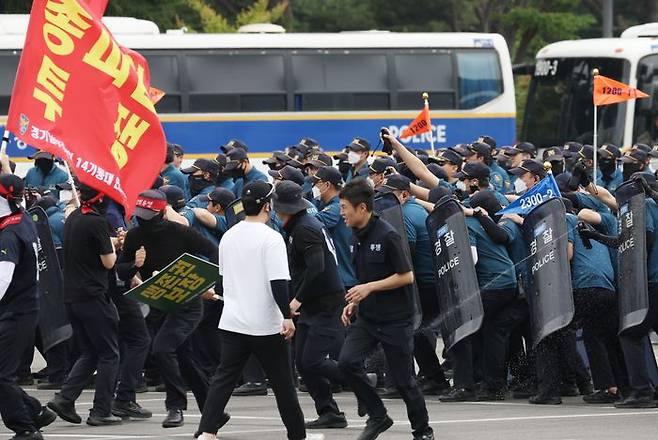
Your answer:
[542,147,565,161]
[298,137,320,150]
[181,159,221,177]
[436,149,463,167]
[306,153,332,168]
[555,173,572,193]
[272,181,307,215]
[28,150,55,160]
[134,189,167,220]
[476,135,496,149]
[455,162,491,180]
[427,163,448,180]
[311,166,343,187]
[450,144,470,157]
[428,185,453,204]
[333,152,348,162]
[208,187,236,210]
[576,145,594,161]
[381,174,411,191]
[622,149,649,164]
[598,144,621,160]
[242,181,274,206]
[214,153,227,168]
[285,150,305,168]
[220,139,248,153]
[633,143,651,153]
[369,157,396,174]
[563,141,583,158]
[159,185,186,211]
[0,173,25,202]
[510,142,536,157]
[262,150,287,165]
[224,148,249,171]
[510,159,547,178]
[466,142,492,158]
[268,165,305,186]
[347,137,371,152]
[649,145,658,158]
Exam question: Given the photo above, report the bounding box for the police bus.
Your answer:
[0,14,515,159]
[523,23,658,151]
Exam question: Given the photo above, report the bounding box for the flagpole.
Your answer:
[422,92,435,156]
[63,160,80,208]
[592,68,599,190]
[0,130,9,157]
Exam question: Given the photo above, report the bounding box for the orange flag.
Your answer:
[401,105,431,138]
[593,75,649,106]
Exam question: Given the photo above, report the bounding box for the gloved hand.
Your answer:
[577,221,594,249]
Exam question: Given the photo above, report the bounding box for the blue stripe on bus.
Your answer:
[1,115,515,157]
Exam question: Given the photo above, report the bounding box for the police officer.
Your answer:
[367,157,397,189]
[464,142,508,194]
[161,143,190,200]
[272,181,348,429]
[196,181,321,440]
[269,165,306,187]
[378,174,450,395]
[24,151,68,197]
[47,184,121,426]
[597,144,623,193]
[337,178,434,440]
[224,147,268,197]
[345,137,371,181]
[118,190,219,428]
[0,174,56,440]
[181,159,221,200]
[311,166,358,289]
[456,162,509,207]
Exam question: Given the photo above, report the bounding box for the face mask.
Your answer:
[188,175,209,196]
[514,178,527,194]
[0,197,12,218]
[35,158,53,174]
[347,151,361,165]
[231,163,246,179]
[599,159,616,176]
[59,190,73,202]
[455,180,467,192]
[312,185,322,199]
[136,211,165,230]
[551,161,564,176]
[623,163,642,182]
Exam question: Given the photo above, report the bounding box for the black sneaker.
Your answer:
[232,382,267,396]
[36,380,63,390]
[578,381,594,396]
[34,406,56,429]
[305,412,348,429]
[413,428,435,440]
[377,387,401,399]
[86,414,123,426]
[356,415,394,440]
[47,394,82,424]
[477,388,506,401]
[194,412,230,438]
[162,409,184,428]
[438,387,476,402]
[614,394,656,408]
[529,394,562,405]
[559,384,579,397]
[112,400,153,419]
[420,378,451,396]
[583,390,620,404]
[10,431,43,440]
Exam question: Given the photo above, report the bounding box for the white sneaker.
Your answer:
[304,434,325,440]
[198,434,217,440]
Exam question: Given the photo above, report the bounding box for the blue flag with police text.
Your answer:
[496,174,561,216]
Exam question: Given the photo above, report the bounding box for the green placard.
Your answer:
[125,253,220,313]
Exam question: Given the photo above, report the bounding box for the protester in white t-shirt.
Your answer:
[196,180,323,440]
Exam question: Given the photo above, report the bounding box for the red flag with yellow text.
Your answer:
[400,105,431,139]
[6,0,166,216]
[593,75,649,106]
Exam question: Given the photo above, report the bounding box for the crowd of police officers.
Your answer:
[1,129,658,440]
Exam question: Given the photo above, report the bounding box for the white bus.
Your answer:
[523,23,658,149]
[0,14,516,157]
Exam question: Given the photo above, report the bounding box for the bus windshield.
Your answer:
[523,57,629,148]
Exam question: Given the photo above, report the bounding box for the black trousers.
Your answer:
[0,312,42,434]
[198,330,306,440]
[111,291,151,403]
[451,288,525,390]
[192,300,223,378]
[60,297,120,417]
[413,285,447,384]
[338,319,429,436]
[151,299,208,411]
[19,329,71,383]
[295,306,344,416]
[572,288,627,390]
[536,327,590,396]
[620,284,658,397]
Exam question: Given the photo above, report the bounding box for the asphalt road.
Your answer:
[2,388,658,440]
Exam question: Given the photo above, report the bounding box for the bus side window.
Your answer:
[0,52,20,115]
[393,52,455,110]
[143,53,182,113]
[456,50,503,109]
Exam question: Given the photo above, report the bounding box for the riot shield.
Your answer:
[522,198,573,347]
[374,192,422,330]
[615,180,648,333]
[225,199,245,229]
[426,197,483,351]
[28,207,72,352]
